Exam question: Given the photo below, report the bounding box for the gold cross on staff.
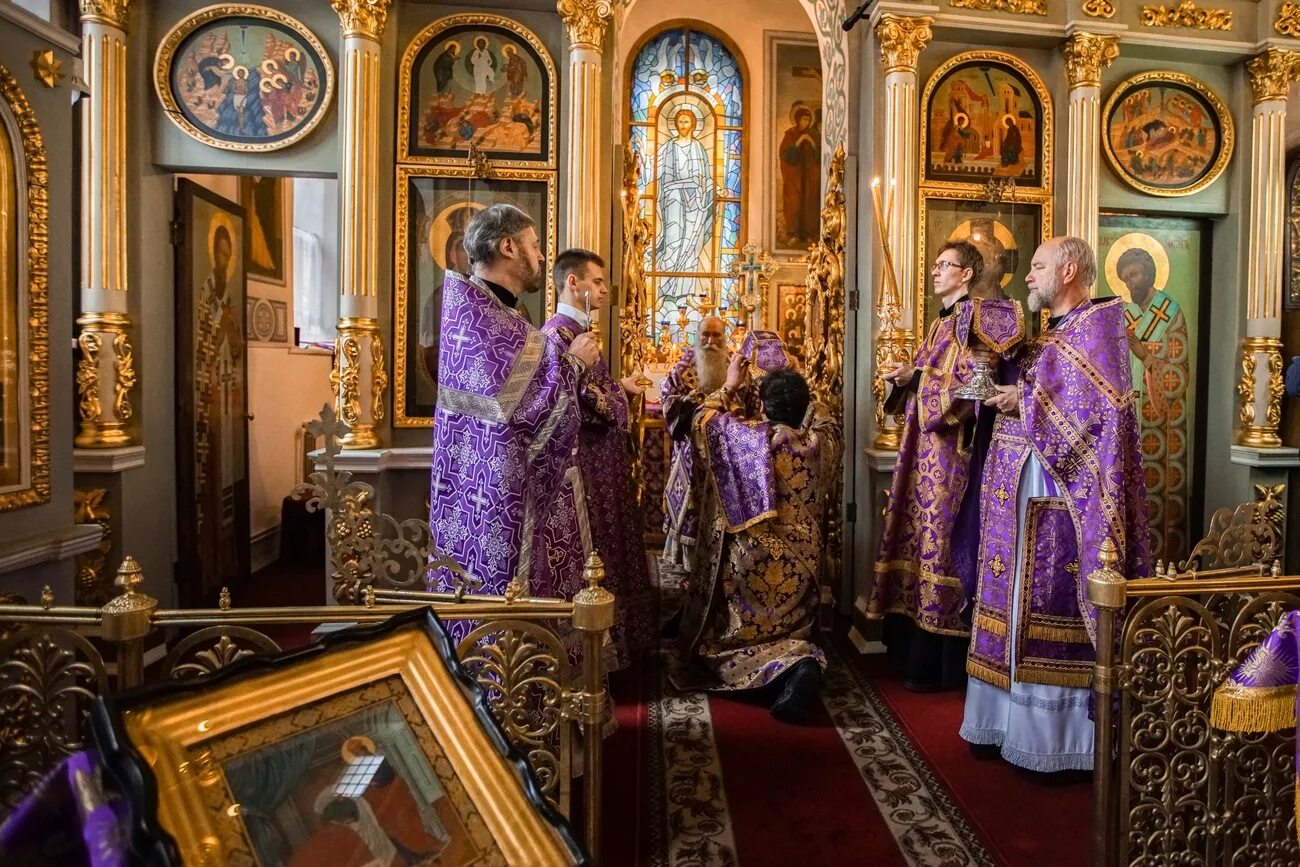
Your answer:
[728,242,776,331]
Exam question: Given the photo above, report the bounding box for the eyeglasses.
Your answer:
[932,260,963,272]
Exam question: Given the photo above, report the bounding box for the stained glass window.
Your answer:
[628,26,745,348]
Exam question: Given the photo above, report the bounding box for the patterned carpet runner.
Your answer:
[603,635,1091,866]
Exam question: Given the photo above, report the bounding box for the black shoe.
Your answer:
[902,678,941,693]
[770,660,822,724]
[969,743,1001,761]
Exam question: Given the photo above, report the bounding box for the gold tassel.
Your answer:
[1209,685,1297,733]
[967,659,1011,689]
[975,612,1008,637]
[1017,665,1092,689]
[1027,624,1092,644]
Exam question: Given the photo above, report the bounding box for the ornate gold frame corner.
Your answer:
[152,4,336,153]
[1100,69,1235,198]
[397,13,559,171]
[392,165,558,428]
[0,63,50,512]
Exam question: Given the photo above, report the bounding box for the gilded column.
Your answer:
[1238,48,1297,448]
[558,1,612,253]
[76,1,135,448]
[872,14,931,451]
[1062,31,1119,259]
[331,0,392,449]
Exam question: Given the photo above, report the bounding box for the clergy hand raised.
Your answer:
[881,361,916,385]
[725,352,749,392]
[984,384,1019,415]
[569,332,600,368]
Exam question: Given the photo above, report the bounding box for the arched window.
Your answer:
[627,25,745,344]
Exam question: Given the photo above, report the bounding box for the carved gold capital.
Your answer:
[949,0,1047,14]
[1063,32,1120,89]
[876,15,933,74]
[557,0,613,50]
[1140,0,1233,31]
[79,0,131,29]
[1278,2,1300,37]
[331,0,392,40]
[1083,0,1117,17]
[1248,48,1300,104]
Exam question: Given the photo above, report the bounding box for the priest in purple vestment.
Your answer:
[868,240,990,691]
[961,236,1150,772]
[673,356,840,723]
[427,205,600,645]
[660,316,760,575]
[542,249,655,670]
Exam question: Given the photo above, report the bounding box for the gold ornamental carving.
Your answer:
[557,0,613,50]
[333,331,363,429]
[1247,48,1300,104]
[79,0,131,29]
[876,15,933,74]
[1237,337,1284,448]
[76,332,102,422]
[370,333,387,423]
[29,51,62,89]
[330,0,392,40]
[949,0,1047,15]
[804,146,846,583]
[1277,3,1300,37]
[74,489,114,606]
[1063,32,1120,89]
[1139,0,1233,31]
[1084,0,1117,18]
[0,62,51,511]
[112,331,136,421]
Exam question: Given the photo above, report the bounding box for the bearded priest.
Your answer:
[660,316,759,574]
[960,236,1150,772]
[541,249,655,669]
[427,206,599,645]
[674,355,840,722]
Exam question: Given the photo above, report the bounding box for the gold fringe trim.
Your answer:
[1016,664,1092,690]
[725,508,779,534]
[967,659,1010,689]
[1027,624,1092,644]
[1210,684,1297,733]
[974,612,1007,637]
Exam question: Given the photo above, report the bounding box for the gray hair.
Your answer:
[1054,235,1097,290]
[463,204,536,268]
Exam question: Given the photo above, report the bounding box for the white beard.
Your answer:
[695,345,727,393]
[1027,277,1059,313]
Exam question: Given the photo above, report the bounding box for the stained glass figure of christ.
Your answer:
[628,26,745,344]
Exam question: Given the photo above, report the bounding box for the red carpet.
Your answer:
[850,652,1092,867]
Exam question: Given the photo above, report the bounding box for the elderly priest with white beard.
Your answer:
[660,316,759,574]
[961,236,1150,772]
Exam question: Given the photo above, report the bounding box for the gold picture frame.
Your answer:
[0,63,50,512]
[392,165,557,428]
[919,50,1054,195]
[1101,69,1234,198]
[398,13,558,170]
[153,4,335,153]
[94,609,587,865]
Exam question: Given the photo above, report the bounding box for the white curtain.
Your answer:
[292,227,334,345]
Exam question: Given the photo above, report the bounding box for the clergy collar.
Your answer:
[556,302,589,329]
[938,293,968,317]
[1048,297,1093,329]
[479,277,518,309]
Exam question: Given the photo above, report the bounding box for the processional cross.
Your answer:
[728,242,776,331]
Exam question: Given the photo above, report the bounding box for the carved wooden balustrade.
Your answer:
[1090,492,1298,867]
[0,406,613,860]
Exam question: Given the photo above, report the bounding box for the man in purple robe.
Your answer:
[961,236,1150,772]
[541,249,655,670]
[673,355,840,723]
[868,241,992,691]
[660,316,759,575]
[427,205,599,645]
